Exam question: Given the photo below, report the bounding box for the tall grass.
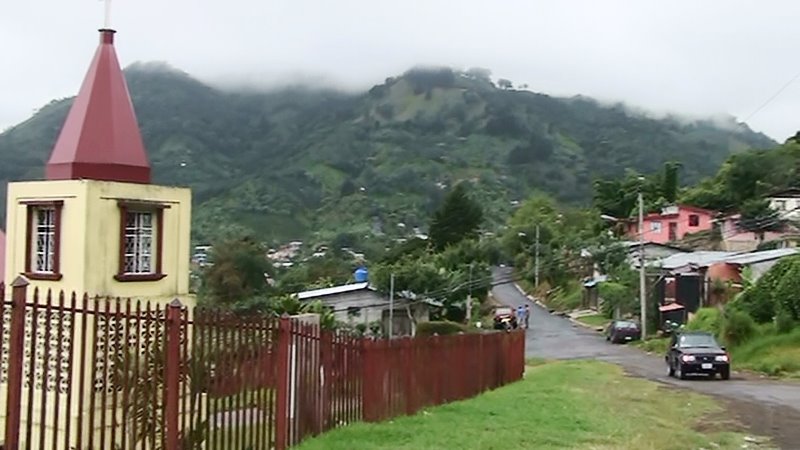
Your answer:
[731,328,800,377]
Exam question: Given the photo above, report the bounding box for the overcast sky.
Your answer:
[2,1,799,140]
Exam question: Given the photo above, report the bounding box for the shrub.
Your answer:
[734,256,799,323]
[720,309,757,347]
[416,321,471,337]
[776,309,797,334]
[774,257,800,321]
[731,285,775,324]
[599,281,636,319]
[685,307,722,336]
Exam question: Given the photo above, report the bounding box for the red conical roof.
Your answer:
[46,29,151,184]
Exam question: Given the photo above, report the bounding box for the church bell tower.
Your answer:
[3,28,193,305]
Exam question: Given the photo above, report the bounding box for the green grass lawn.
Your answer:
[296,360,765,450]
[576,313,609,329]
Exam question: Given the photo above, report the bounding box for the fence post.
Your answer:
[319,331,332,433]
[360,339,377,422]
[164,299,182,450]
[275,316,292,450]
[403,338,414,415]
[4,276,29,450]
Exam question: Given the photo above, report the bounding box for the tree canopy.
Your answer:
[429,183,484,251]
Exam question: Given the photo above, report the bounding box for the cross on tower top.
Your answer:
[102,0,113,28]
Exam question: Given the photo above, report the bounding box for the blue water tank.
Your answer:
[354,267,368,283]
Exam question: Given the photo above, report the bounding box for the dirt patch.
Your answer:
[719,396,800,450]
[693,409,747,435]
[632,376,792,448]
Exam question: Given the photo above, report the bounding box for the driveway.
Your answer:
[492,269,800,448]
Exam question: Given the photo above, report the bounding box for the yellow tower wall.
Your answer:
[4,179,194,306]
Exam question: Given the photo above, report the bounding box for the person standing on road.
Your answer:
[524,304,530,329]
[516,304,527,329]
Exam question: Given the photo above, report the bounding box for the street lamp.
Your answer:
[518,229,540,288]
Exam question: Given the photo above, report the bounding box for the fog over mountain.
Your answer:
[2,1,800,140]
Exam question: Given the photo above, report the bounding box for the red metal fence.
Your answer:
[0,279,525,450]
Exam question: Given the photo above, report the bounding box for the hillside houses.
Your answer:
[768,187,800,220]
[649,248,798,315]
[624,205,715,244]
[623,199,800,253]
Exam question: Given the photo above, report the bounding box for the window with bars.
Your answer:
[123,211,154,274]
[24,201,63,280]
[32,207,56,272]
[116,202,167,282]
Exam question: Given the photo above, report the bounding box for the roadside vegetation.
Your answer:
[575,313,609,329]
[297,360,766,450]
[675,256,800,378]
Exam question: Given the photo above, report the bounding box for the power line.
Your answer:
[744,69,800,123]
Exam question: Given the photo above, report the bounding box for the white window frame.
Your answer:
[31,207,56,273]
[650,221,662,233]
[123,211,155,275]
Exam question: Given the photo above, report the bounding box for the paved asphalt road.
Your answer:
[491,269,800,447]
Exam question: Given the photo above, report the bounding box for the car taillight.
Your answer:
[681,355,696,362]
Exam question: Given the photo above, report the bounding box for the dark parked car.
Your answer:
[605,320,641,344]
[666,331,730,380]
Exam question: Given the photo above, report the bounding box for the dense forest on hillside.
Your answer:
[0,64,775,246]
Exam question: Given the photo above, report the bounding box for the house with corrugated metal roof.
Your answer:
[651,248,799,313]
[295,271,430,336]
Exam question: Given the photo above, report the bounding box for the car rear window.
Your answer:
[679,334,716,347]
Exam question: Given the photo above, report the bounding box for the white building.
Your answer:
[768,188,800,220]
[296,282,430,336]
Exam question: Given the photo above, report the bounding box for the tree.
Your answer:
[497,78,513,90]
[774,257,800,321]
[429,183,483,251]
[201,237,274,306]
[737,198,785,235]
[662,161,681,203]
[465,67,492,82]
[731,256,797,323]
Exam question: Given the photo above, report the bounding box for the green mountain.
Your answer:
[0,64,776,245]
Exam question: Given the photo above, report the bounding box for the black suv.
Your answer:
[666,331,730,380]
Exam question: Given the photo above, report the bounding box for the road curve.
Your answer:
[491,268,800,448]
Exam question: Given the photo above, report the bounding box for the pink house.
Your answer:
[717,213,797,252]
[625,205,716,244]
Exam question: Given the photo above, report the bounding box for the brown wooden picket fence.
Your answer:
[0,278,525,450]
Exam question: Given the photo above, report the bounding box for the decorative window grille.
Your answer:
[32,207,56,273]
[123,211,154,274]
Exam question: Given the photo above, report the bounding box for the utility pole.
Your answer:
[389,273,395,339]
[534,225,540,289]
[638,190,647,339]
[466,263,473,323]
